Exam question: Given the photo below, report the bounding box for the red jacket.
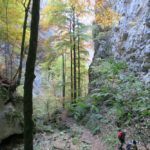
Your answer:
[118,131,125,139]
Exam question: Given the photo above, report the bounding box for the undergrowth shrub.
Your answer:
[0,87,8,101]
[67,97,90,120]
[90,58,149,125]
[69,58,150,148]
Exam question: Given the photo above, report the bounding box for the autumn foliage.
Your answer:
[95,0,119,27]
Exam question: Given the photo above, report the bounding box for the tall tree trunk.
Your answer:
[72,7,77,100]
[23,0,40,150]
[62,53,66,108]
[70,16,74,100]
[4,0,9,78]
[77,18,81,97]
[17,0,31,85]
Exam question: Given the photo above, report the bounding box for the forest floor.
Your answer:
[3,117,107,150]
[34,117,107,150]
[1,112,148,150]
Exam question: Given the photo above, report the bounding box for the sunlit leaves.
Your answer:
[68,0,88,14]
[95,0,119,27]
[0,0,29,47]
[41,0,67,29]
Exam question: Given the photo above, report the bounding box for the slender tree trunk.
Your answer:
[62,53,66,108]
[72,7,77,100]
[4,0,13,100]
[10,48,13,81]
[4,44,7,77]
[77,18,81,97]
[4,0,9,78]
[24,0,40,150]
[17,0,31,85]
[70,16,74,100]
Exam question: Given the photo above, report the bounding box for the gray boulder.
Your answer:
[0,96,23,143]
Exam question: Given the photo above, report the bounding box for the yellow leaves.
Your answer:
[40,15,50,30]
[96,8,119,27]
[67,0,118,24]
[43,5,59,12]
[43,0,66,13]
[95,0,119,27]
[60,30,68,37]
[1,23,28,47]
[68,0,89,14]
[41,0,67,29]
[46,0,66,11]
[0,0,25,45]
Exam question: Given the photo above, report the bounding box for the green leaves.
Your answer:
[92,126,100,135]
[90,57,150,129]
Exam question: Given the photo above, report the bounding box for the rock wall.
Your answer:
[90,0,150,85]
[111,0,150,83]
[89,24,112,93]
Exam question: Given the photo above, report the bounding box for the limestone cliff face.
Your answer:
[111,0,150,83]
[90,0,150,89]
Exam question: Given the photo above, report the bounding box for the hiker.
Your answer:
[118,129,126,150]
[126,140,138,150]
[132,140,138,150]
[126,142,132,150]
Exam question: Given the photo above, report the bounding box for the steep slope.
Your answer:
[87,0,150,149]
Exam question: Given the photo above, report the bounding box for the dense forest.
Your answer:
[0,0,149,150]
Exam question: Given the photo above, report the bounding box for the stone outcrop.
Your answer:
[0,94,23,143]
[89,24,112,93]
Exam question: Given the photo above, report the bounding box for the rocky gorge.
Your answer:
[0,0,149,149]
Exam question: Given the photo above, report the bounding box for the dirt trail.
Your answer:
[1,116,149,150]
[5,117,106,150]
[64,117,107,150]
[31,117,107,150]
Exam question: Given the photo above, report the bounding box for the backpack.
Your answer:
[118,131,125,139]
[126,143,132,150]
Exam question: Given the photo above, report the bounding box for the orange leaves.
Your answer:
[96,0,104,6]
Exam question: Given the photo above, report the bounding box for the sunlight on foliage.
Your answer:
[95,0,119,27]
[0,0,29,46]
